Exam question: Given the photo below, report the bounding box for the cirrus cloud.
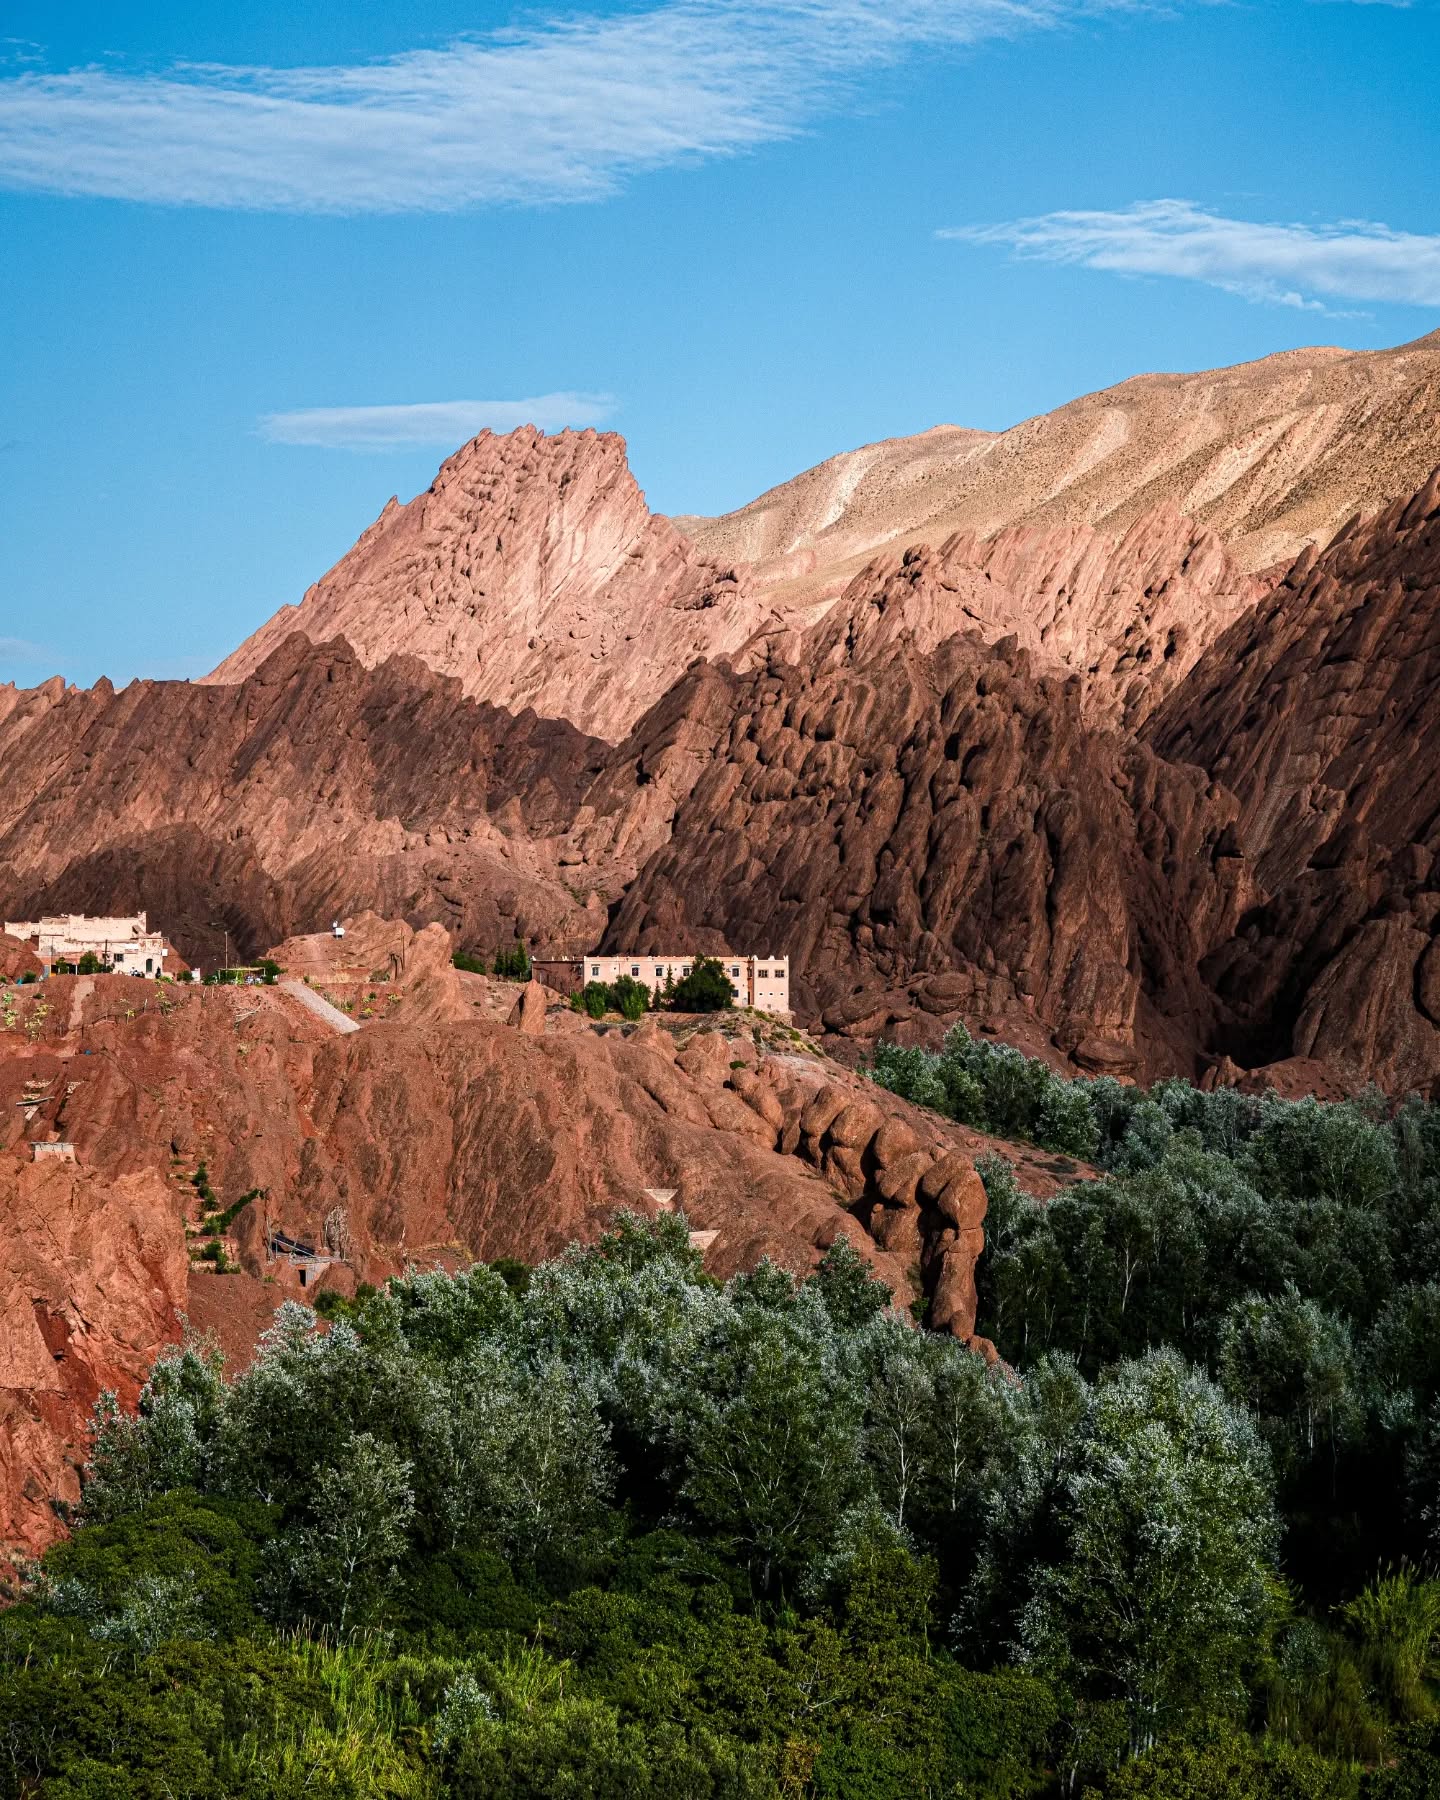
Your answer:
[940,199,1440,312]
[0,0,1126,214]
[258,393,616,449]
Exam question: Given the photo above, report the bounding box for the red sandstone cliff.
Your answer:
[1148,468,1440,1094]
[207,429,769,741]
[0,961,1013,1554]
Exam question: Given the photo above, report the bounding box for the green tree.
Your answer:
[1018,1349,1279,1757]
[493,940,532,980]
[1218,1288,1363,1490]
[677,1300,862,1590]
[811,1236,892,1331]
[83,1340,227,1524]
[669,957,734,1012]
[610,974,651,1020]
[435,1351,615,1559]
[284,1431,415,1629]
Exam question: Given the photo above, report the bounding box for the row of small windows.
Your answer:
[585,961,781,982]
[590,963,693,980]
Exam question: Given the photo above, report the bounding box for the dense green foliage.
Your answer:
[870,1026,1100,1157]
[576,973,652,1019]
[10,1054,1440,1795]
[452,951,488,975]
[491,942,532,981]
[670,956,735,1012]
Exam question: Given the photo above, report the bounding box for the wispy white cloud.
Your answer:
[940,199,1440,312]
[0,0,1122,213]
[259,393,615,449]
[0,636,50,664]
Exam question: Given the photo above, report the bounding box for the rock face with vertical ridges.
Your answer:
[207,429,766,741]
[1147,467,1440,1093]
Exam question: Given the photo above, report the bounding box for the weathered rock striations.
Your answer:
[1149,467,1440,1093]
[791,505,1263,730]
[208,429,768,740]
[0,634,607,967]
[683,329,1440,598]
[205,335,1440,747]
[596,627,1245,1075]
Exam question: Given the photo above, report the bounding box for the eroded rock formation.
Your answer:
[1149,468,1440,1092]
[0,961,1002,1552]
[208,429,768,740]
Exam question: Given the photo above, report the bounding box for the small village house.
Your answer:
[534,951,790,1015]
[3,911,168,977]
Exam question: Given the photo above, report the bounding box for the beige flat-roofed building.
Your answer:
[4,911,168,976]
[573,952,790,1016]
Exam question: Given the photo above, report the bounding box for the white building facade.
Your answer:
[578,952,790,1015]
[4,911,168,976]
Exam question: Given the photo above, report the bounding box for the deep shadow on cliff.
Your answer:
[3,461,1440,1098]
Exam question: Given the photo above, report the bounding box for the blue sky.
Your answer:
[3,0,1438,688]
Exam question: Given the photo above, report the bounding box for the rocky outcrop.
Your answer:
[1149,468,1440,1093]
[0,973,996,1551]
[0,635,607,968]
[208,429,770,741]
[506,979,551,1036]
[597,627,1242,1072]
[794,507,1262,730]
[0,1157,186,1557]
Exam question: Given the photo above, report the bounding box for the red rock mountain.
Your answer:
[209,333,1440,753]
[681,328,1440,602]
[208,429,767,741]
[5,460,1440,1100]
[1147,469,1440,1095]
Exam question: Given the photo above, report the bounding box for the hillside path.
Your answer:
[280,979,361,1035]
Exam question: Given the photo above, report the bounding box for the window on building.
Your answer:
[591,965,601,977]
[757,968,769,979]
[730,965,740,976]
[631,965,640,977]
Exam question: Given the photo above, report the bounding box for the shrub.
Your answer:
[452,950,488,975]
[493,942,532,981]
[669,957,734,1012]
[611,974,651,1021]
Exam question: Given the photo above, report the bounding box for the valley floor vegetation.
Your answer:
[6,1044,1440,1797]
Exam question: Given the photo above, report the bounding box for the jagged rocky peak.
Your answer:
[208,426,767,741]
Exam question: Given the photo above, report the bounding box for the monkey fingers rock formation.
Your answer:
[798,506,1263,731]
[597,626,1243,1075]
[0,969,1000,1552]
[0,636,607,968]
[1150,467,1440,1094]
